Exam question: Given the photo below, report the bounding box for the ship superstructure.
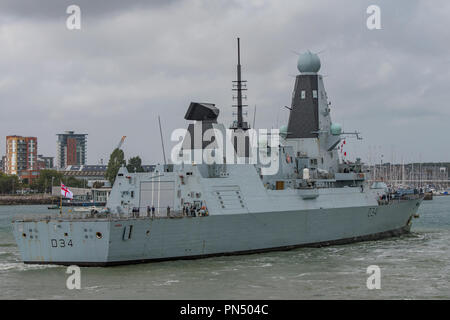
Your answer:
[11,40,422,266]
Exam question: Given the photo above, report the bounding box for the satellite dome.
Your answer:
[297,51,321,73]
[330,123,342,136]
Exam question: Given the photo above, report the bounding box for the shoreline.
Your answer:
[0,194,58,205]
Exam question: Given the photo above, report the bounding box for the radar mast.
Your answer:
[230,37,249,130]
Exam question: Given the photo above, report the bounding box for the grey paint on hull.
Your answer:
[12,199,420,266]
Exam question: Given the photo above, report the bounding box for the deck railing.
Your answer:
[12,208,208,222]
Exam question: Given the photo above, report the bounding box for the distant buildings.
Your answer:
[60,164,155,185]
[37,154,54,169]
[56,131,87,168]
[2,135,54,184]
[62,165,108,181]
[4,135,39,183]
[0,156,5,173]
[5,135,38,175]
[51,186,111,203]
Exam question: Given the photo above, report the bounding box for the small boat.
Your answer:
[47,205,59,210]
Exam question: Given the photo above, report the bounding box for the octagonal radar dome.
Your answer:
[297,51,321,73]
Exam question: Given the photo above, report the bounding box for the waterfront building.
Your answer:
[5,136,37,175]
[37,154,54,169]
[60,164,155,184]
[51,186,111,203]
[61,165,107,181]
[0,156,5,173]
[56,131,87,168]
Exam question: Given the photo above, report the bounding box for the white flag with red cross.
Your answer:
[61,183,73,199]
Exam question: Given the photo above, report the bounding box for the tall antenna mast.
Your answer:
[158,115,167,165]
[231,37,248,130]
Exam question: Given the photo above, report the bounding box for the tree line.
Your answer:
[0,149,144,194]
[0,173,20,194]
[0,170,86,194]
[105,148,144,184]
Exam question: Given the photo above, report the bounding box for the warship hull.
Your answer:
[12,198,420,266]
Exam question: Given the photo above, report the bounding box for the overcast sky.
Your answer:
[0,0,449,166]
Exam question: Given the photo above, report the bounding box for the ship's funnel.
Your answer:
[184,102,219,121]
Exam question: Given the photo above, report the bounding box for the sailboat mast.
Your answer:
[158,115,167,165]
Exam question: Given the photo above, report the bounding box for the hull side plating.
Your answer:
[13,199,420,266]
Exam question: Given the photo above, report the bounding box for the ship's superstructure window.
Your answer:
[301,90,306,99]
[312,90,318,98]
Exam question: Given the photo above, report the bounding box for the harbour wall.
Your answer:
[0,194,58,205]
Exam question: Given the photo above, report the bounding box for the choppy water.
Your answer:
[0,198,449,299]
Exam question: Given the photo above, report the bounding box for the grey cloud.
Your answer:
[0,0,178,19]
[0,0,448,165]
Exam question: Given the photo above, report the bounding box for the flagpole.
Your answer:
[60,182,62,215]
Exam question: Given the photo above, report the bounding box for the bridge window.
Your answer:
[301,90,306,99]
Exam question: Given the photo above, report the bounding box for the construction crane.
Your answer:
[117,136,126,149]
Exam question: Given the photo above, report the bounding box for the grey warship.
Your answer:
[12,39,422,266]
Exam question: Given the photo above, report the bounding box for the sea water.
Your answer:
[0,197,449,299]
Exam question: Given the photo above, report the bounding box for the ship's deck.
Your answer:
[11,210,207,223]
[11,194,422,223]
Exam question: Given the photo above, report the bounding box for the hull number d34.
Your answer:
[51,239,73,248]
